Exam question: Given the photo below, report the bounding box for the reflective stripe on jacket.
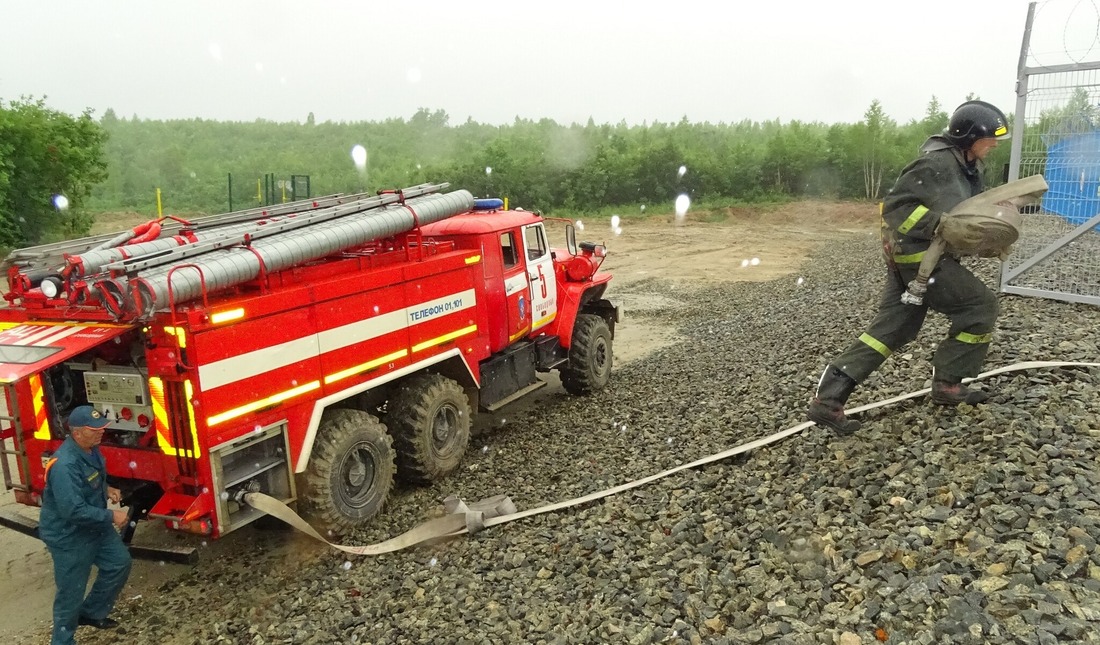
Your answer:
[881,136,984,265]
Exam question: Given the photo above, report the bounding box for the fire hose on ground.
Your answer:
[244,360,1100,556]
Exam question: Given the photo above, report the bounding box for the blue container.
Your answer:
[1041,131,1100,228]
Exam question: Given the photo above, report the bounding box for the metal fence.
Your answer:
[1003,0,1100,306]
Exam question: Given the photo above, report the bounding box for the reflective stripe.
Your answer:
[148,377,174,455]
[897,205,930,234]
[323,349,409,385]
[893,251,925,264]
[956,331,993,344]
[411,325,478,353]
[207,380,321,427]
[149,377,203,456]
[29,374,51,440]
[859,333,892,358]
[43,457,57,486]
[182,380,202,458]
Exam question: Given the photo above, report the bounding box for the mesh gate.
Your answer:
[1003,1,1100,306]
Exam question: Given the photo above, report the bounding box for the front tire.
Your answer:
[387,373,471,484]
[560,313,613,395]
[299,409,395,535]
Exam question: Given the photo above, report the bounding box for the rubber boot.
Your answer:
[931,376,990,405]
[807,366,861,435]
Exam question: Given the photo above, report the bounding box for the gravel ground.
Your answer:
[78,232,1100,645]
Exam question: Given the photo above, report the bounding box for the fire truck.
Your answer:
[0,183,619,545]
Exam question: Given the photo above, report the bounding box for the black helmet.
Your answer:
[944,100,1010,150]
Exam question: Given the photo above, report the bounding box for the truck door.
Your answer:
[499,230,530,343]
[522,223,557,332]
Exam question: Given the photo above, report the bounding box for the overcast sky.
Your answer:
[2,0,1095,127]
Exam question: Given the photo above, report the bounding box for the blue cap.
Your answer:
[68,405,111,430]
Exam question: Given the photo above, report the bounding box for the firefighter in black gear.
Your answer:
[808,100,1011,434]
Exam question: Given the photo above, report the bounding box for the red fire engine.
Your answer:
[0,183,618,546]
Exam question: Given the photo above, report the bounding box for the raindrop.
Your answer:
[351,145,368,171]
[128,461,137,469]
[342,561,353,570]
[201,541,208,548]
[796,277,805,286]
[740,259,750,268]
[640,204,646,212]
[613,226,623,236]
[481,446,488,453]
[220,491,229,501]
[677,165,687,178]
[485,166,493,176]
[928,277,937,285]
[202,487,209,494]
[158,561,166,567]
[429,557,438,567]
[291,379,298,386]
[167,351,175,359]
[750,257,761,266]
[575,220,585,231]
[190,171,197,179]
[254,425,263,434]
[666,437,673,445]
[610,215,621,229]
[129,521,137,527]
[372,305,380,314]
[674,194,690,218]
[53,195,69,210]
[621,424,628,432]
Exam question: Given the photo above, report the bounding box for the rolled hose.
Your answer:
[245,359,1099,555]
[903,175,1049,306]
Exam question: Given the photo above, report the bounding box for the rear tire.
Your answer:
[299,409,395,535]
[560,313,613,395]
[387,373,471,484]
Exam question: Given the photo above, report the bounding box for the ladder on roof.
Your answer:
[0,382,31,492]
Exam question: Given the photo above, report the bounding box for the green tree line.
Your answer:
[7,94,1055,251]
[87,98,1015,217]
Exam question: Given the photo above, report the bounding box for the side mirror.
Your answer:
[566,224,578,256]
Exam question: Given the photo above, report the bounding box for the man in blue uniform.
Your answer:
[39,405,131,644]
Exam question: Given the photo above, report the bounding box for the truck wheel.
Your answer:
[387,373,471,483]
[561,313,613,395]
[300,409,395,535]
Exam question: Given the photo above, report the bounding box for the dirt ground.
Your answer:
[0,200,876,642]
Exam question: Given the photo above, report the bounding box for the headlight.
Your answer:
[40,276,63,298]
